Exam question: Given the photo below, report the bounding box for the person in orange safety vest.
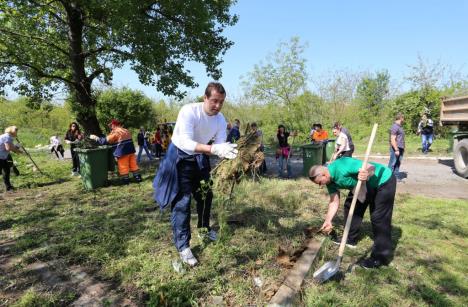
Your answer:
[90,119,142,184]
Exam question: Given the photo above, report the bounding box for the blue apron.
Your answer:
[153,143,210,210]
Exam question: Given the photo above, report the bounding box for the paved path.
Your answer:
[264,154,468,200]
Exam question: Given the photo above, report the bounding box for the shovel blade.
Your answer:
[313,260,339,283]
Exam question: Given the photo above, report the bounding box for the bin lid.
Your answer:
[74,145,110,153]
[301,143,324,148]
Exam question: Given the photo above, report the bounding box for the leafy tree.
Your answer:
[356,70,390,124]
[242,36,308,106]
[314,69,362,121]
[0,0,237,134]
[96,87,154,130]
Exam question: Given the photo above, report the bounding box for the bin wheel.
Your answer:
[453,139,468,178]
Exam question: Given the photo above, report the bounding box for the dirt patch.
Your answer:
[0,240,137,306]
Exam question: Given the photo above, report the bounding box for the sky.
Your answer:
[110,0,468,101]
[5,0,468,101]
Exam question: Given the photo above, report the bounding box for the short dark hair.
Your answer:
[251,122,257,127]
[205,82,226,98]
[333,121,342,129]
[314,123,322,129]
[395,113,404,120]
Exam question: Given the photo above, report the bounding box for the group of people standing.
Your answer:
[137,125,173,162]
[149,81,405,270]
[1,80,435,274]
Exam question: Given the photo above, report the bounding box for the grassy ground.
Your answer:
[303,195,468,307]
[1,152,467,306]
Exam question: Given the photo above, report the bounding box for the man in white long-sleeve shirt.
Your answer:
[153,82,238,267]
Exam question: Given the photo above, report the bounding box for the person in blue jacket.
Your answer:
[153,82,238,267]
[226,119,241,143]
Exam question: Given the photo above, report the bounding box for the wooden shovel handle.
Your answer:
[338,123,378,257]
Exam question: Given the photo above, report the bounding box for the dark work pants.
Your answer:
[171,159,213,252]
[51,145,64,158]
[70,146,79,172]
[154,144,162,158]
[343,175,396,262]
[0,158,12,190]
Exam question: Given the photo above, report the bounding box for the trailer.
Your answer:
[440,95,468,177]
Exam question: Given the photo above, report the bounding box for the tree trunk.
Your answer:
[65,1,103,136]
[76,109,102,136]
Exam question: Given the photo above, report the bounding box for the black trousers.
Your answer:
[0,158,12,189]
[70,146,79,172]
[343,175,396,262]
[51,145,64,158]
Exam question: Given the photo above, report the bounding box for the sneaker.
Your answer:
[72,171,79,176]
[133,174,142,183]
[357,257,386,269]
[332,237,357,249]
[179,247,198,267]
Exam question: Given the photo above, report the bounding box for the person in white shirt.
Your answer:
[49,135,65,159]
[153,82,238,267]
[332,124,352,161]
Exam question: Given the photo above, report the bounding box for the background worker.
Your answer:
[137,127,154,164]
[153,82,238,267]
[308,157,396,269]
[226,118,241,143]
[417,112,434,154]
[311,123,329,144]
[90,119,141,184]
[49,134,65,159]
[331,123,352,161]
[388,113,405,181]
[276,124,296,178]
[152,127,163,158]
[334,122,355,155]
[0,126,23,192]
[64,122,83,176]
[309,123,316,143]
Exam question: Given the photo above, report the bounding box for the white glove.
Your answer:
[89,135,99,141]
[211,142,238,160]
[65,140,71,144]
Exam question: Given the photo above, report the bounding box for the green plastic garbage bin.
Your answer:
[302,143,324,177]
[76,146,110,190]
[324,140,336,163]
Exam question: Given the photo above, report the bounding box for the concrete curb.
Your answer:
[268,237,325,307]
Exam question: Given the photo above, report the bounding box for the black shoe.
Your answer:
[6,186,15,192]
[134,174,142,183]
[357,257,386,269]
[332,237,357,249]
[122,177,130,185]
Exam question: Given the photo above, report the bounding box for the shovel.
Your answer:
[313,123,378,283]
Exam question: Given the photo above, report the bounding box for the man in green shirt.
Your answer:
[309,157,396,269]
